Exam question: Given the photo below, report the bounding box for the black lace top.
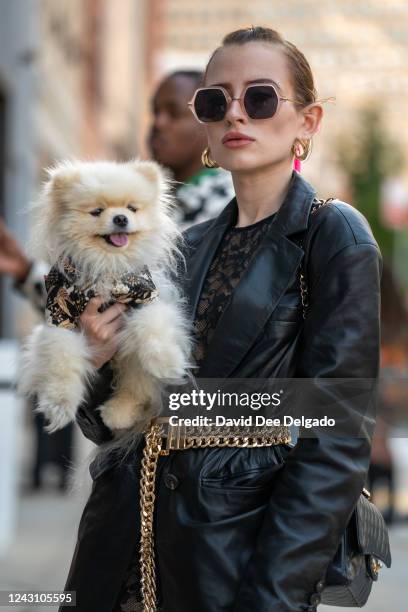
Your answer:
[192,209,277,367]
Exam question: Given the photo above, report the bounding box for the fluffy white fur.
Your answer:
[19,159,192,435]
[19,325,97,432]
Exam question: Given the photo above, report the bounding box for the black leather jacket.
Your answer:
[62,170,382,612]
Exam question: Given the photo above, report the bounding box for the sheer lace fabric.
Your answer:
[192,211,277,367]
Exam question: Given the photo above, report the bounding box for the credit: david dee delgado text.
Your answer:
[168,415,336,428]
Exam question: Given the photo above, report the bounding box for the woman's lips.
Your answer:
[222,133,255,149]
[223,138,254,148]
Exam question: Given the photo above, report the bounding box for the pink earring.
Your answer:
[292,140,303,173]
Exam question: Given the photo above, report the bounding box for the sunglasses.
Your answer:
[188,83,300,123]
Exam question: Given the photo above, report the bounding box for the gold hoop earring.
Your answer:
[201,147,219,169]
[291,138,312,162]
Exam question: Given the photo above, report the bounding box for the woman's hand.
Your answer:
[0,217,32,282]
[79,296,127,370]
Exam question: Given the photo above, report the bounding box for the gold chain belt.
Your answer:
[139,417,291,612]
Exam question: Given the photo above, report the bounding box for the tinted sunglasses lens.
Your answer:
[194,89,227,122]
[244,85,279,119]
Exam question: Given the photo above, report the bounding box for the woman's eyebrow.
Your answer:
[207,78,283,91]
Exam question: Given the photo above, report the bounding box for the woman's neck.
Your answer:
[232,162,294,228]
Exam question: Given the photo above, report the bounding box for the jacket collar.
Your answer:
[194,169,317,239]
[273,169,317,236]
[184,170,317,378]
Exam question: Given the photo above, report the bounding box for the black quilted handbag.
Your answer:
[321,488,392,607]
[299,198,392,606]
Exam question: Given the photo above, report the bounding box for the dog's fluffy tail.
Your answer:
[18,325,97,433]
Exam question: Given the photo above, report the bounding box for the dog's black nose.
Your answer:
[113,214,128,227]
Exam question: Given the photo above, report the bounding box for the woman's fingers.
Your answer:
[83,296,125,318]
[81,297,127,325]
[106,312,127,334]
[79,297,128,349]
[79,299,128,369]
[82,295,106,315]
[99,302,127,325]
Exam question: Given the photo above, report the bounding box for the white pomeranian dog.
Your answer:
[19,159,192,436]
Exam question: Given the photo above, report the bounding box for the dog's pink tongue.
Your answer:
[109,233,128,247]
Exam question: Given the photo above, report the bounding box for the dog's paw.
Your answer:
[35,401,76,433]
[120,301,191,380]
[99,396,150,430]
[141,341,187,380]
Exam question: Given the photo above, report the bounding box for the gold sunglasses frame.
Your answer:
[188,83,301,123]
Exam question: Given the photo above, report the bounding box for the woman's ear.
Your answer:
[297,103,323,140]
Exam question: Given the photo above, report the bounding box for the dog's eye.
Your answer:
[127,204,138,213]
[90,208,104,216]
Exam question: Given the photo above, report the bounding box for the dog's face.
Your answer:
[36,159,177,274]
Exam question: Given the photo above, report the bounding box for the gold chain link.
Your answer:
[139,423,164,612]
[300,198,335,319]
[180,432,290,449]
[139,422,291,611]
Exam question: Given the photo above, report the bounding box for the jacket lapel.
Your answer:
[185,170,317,379]
[183,200,235,321]
[198,231,304,378]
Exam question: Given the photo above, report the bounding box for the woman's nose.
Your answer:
[225,98,246,124]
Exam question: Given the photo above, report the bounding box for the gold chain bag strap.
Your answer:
[298,197,334,319]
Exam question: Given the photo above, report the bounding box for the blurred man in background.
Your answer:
[149,70,234,228]
[0,69,234,491]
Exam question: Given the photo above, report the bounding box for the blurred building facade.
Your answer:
[1,0,408,335]
[0,1,37,337]
[0,0,148,338]
[151,0,408,196]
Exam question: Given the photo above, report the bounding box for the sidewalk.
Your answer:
[0,486,89,612]
[322,524,408,611]
[0,485,407,611]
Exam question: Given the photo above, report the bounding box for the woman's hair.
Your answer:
[204,26,334,160]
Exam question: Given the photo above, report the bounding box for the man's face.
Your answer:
[148,75,207,172]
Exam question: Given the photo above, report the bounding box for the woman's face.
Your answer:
[203,42,322,173]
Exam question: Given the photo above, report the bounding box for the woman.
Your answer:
[60,27,382,612]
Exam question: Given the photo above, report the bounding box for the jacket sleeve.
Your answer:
[234,240,382,612]
[75,362,115,445]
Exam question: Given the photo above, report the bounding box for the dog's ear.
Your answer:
[45,162,80,209]
[132,160,164,183]
[131,160,170,199]
[30,161,81,263]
